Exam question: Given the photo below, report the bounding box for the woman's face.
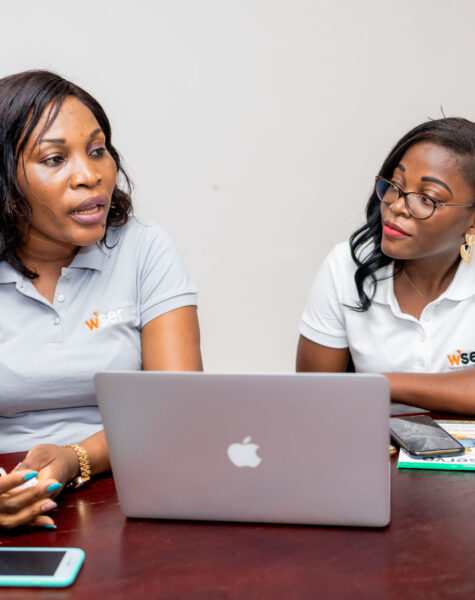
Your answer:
[380,141,475,263]
[16,96,117,252]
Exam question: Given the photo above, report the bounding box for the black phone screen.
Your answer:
[0,551,65,576]
[390,416,464,454]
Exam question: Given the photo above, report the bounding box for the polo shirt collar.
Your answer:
[442,258,475,301]
[69,241,110,272]
[369,263,394,306]
[371,258,475,305]
[0,260,20,283]
[0,241,110,282]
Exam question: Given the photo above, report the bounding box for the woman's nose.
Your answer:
[70,156,102,188]
[388,193,410,216]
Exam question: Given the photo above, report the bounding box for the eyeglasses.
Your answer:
[375,176,475,220]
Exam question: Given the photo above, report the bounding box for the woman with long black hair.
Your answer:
[297,118,475,413]
[0,70,202,528]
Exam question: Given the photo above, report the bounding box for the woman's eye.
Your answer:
[419,195,435,206]
[42,155,64,166]
[90,147,106,158]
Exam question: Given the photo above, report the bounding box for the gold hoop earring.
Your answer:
[460,234,475,264]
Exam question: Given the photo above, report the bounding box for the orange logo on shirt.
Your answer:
[446,349,475,368]
[85,312,100,331]
[447,349,462,367]
[84,307,134,331]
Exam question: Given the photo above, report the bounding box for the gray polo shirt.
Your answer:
[0,217,197,452]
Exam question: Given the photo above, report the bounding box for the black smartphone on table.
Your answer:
[390,415,465,457]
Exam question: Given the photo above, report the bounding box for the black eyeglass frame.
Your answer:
[375,175,475,220]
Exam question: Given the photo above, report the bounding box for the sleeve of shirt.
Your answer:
[299,245,349,348]
[137,222,198,328]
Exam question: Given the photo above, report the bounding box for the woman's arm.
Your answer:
[296,335,350,372]
[297,335,475,415]
[141,305,203,371]
[386,371,475,415]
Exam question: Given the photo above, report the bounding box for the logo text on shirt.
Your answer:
[85,307,134,331]
[446,349,475,368]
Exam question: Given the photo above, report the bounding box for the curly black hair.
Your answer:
[349,117,475,311]
[0,69,133,279]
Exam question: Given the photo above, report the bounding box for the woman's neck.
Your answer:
[18,232,78,276]
[401,252,460,299]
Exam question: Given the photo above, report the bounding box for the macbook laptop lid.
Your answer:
[95,372,390,527]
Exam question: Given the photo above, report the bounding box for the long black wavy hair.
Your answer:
[0,69,133,279]
[349,117,475,311]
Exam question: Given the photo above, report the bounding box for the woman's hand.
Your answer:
[0,444,79,530]
[0,467,60,530]
[19,444,79,489]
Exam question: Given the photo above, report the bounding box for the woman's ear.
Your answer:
[460,226,475,264]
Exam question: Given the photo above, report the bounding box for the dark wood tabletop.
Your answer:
[1,428,475,600]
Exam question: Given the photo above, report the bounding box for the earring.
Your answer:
[460,233,475,264]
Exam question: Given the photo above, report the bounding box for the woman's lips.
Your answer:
[72,195,106,212]
[70,204,106,225]
[382,221,410,238]
[70,196,107,225]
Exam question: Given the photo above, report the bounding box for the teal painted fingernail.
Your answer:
[43,524,57,530]
[46,483,62,492]
[23,471,38,482]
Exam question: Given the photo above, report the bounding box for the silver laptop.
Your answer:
[95,372,390,527]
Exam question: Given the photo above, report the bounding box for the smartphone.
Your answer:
[390,415,465,457]
[0,547,84,588]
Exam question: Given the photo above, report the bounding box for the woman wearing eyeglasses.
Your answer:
[297,118,475,414]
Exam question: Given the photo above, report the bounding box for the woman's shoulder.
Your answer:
[325,238,389,276]
[323,240,358,275]
[106,216,176,254]
[317,239,390,302]
[305,241,358,303]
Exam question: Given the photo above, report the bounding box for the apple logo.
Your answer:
[227,436,262,468]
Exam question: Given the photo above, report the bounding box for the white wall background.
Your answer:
[2,0,474,371]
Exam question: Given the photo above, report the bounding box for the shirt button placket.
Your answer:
[52,287,66,343]
[418,308,432,371]
[50,311,63,345]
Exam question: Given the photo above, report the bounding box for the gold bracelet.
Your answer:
[64,444,91,489]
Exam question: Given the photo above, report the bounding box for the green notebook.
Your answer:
[397,420,475,471]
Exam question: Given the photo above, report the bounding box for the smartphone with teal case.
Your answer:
[0,547,84,587]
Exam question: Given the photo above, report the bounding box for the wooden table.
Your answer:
[1,440,475,599]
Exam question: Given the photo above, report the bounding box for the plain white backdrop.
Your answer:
[2,1,474,371]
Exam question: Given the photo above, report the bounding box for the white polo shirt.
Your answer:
[300,241,475,374]
[0,217,197,452]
